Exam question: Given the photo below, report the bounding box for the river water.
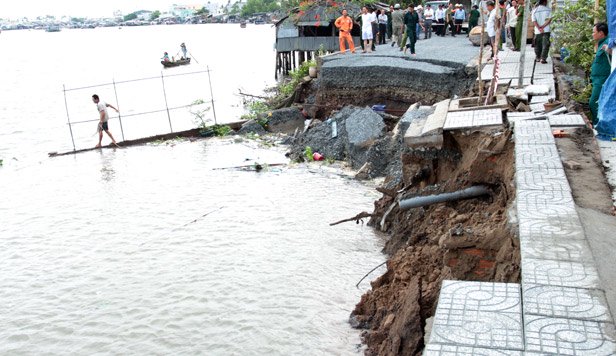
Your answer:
[0,25,386,354]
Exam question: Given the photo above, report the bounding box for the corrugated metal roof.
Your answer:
[297,21,331,26]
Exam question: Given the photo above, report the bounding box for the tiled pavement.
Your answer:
[425,46,616,355]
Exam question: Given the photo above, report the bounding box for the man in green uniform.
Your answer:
[468,5,480,36]
[445,3,455,37]
[514,0,525,50]
[404,4,421,55]
[589,22,612,125]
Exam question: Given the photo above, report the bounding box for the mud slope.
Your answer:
[351,129,521,356]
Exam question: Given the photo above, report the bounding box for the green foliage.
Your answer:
[195,7,209,15]
[317,43,326,57]
[0,159,3,166]
[229,2,241,15]
[552,0,606,75]
[123,12,138,21]
[571,80,593,103]
[151,10,161,20]
[280,59,316,96]
[304,146,314,161]
[241,100,272,124]
[211,124,233,136]
[189,99,211,128]
[241,0,280,17]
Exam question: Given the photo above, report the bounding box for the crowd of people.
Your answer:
[333,1,611,124]
[335,2,483,56]
[332,0,552,59]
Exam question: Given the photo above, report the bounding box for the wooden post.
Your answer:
[517,0,531,87]
[478,6,486,104]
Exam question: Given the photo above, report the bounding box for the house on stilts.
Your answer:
[274,1,365,79]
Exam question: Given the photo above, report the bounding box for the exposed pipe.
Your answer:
[399,185,491,210]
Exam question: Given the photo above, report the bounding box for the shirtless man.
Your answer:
[92,94,119,148]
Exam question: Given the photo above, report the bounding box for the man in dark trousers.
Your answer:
[92,94,119,148]
[404,4,422,55]
[589,22,612,124]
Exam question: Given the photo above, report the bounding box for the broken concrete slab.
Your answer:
[444,109,503,130]
[264,107,305,135]
[404,99,450,149]
[507,88,529,103]
[448,95,508,112]
[345,107,385,146]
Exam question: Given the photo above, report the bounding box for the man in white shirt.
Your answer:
[486,1,498,60]
[531,0,552,63]
[361,6,375,53]
[92,94,119,148]
[507,0,518,50]
[435,4,445,36]
[423,4,434,39]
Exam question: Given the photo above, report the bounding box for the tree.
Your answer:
[241,0,280,16]
[151,10,161,20]
[195,6,210,15]
[230,2,241,14]
[123,12,138,21]
[552,0,606,76]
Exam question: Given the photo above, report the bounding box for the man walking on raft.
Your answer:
[92,94,119,148]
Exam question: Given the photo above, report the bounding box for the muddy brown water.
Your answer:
[0,138,388,354]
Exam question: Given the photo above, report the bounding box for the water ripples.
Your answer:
[0,139,385,355]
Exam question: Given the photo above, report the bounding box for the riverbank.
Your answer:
[275,36,616,354]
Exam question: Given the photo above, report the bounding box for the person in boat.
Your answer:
[163,52,170,62]
[92,94,119,148]
[180,43,187,59]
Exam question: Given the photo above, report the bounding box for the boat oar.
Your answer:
[188,51,200,64]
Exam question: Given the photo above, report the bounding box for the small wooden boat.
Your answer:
[240,21,247,28]
[161,58,191,68]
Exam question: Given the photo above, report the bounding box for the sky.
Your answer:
[0,0,209,19]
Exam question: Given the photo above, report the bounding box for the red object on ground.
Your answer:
[553,129,568,138]
[313,152,324,161]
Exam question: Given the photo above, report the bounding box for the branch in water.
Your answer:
[329,211,376,226]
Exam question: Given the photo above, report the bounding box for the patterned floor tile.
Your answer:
[515,129,556,145]
[473,109,503,127]
[444,109,503,130]
[548,114,586,127]
[515,190,577,221]
[515,167,570,191]
[522,258,601,289]
[520,233,593,262]
[530,95,551,104]
[518,216,586,240]
[515,119,552,131]
[534,64,555,76]
[515,144,563,169]
[523,284,612,322]
[524,315,616,355]
[430,281,524,350]
[529,102,548,113]
[423,344,523,355]
[444,111,473,130]
[514,120,553,138]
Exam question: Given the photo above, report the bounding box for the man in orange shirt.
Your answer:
[335,9,356,53]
